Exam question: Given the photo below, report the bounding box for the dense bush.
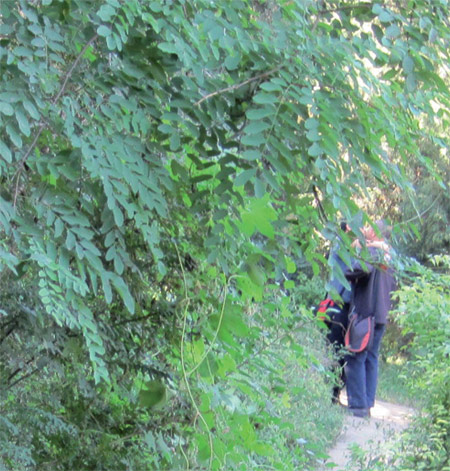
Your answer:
[392,257,450,470]
[0,269,341,470]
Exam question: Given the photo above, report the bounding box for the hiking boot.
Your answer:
[348,407,370,418]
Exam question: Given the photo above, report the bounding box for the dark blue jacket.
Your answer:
[345,247,396,324]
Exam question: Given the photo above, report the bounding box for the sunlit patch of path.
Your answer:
[322,393,415,470]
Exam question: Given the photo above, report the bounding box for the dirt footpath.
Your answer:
[324,395,415,470]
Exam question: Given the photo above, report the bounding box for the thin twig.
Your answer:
[0,324,17,344]
[194,67,281,106]
[317,2,372,14]
[400,194,443,225]
[175,241,215,471]
[7,356,35,382]
[312,185,327,223]
[312,2,372,32]
[111,313,154,327]
[8,368,39,390]
[0,315,18,329]
[53,36,99,106]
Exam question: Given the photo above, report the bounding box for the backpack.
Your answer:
[316,286,346,324]
[316,297,337,322]
[344,308,374,353]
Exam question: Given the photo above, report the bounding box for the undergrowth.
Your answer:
[1,272,344,471]
[377,356,420,408]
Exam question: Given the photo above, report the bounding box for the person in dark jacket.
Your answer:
[344,220,396,418]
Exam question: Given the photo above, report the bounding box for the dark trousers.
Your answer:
[345,323,386,409]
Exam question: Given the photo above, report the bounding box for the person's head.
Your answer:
[375,219,392,240]
[363,220,391,242]
[340,220,349,232]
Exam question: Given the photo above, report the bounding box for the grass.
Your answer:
[377,356,421,408]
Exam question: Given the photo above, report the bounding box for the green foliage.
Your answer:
[392,258,450,469]
[377,359,419,408]
[1,0,450,469]
[1,0,449,364]
[397,139,450,260]
[1,268,342,470]
[393,258,450,406]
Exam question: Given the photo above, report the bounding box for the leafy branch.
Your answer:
[13,34,99,207]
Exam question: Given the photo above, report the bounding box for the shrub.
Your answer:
[388,257,450,470]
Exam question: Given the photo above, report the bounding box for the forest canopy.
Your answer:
[0,1,449,470]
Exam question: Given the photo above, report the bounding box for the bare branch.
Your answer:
[313,185,328,223]
[317,2,372,15]
[112,313,154,327]
[7,356,35,382]
[7,367,22,383]
[0,315,18,329]
[0,323,17,344]
[8,368,39,390]
[194,67,281,106]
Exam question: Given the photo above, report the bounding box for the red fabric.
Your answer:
[317,298,335,321]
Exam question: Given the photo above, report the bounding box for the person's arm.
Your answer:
[344,248,376,281]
